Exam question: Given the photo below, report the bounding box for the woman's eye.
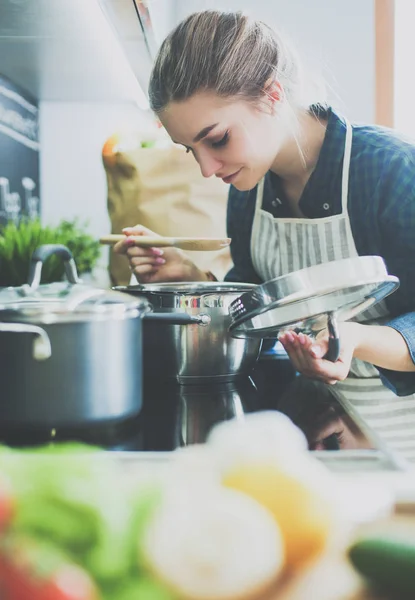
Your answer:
[212,131,229,148]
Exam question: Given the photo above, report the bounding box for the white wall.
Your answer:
[147,0,177,46]
[394,1,415,138]
[174,0,375,123]
[38,0,375,286]
[39,101,152,285]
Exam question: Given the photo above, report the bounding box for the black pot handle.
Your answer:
[323,312,340,362]
[144,312,211,326]
[28,244,81,289]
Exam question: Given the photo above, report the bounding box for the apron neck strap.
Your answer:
[341,119,353,213]
[256,118,353,215]
[255,177,265,211]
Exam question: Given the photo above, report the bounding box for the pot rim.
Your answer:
[114,281,257,295]
[0,305,149,325]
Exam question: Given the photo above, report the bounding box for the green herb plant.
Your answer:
[0,219,101,287]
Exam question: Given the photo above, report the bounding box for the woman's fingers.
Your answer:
[122,224,160,237]
[113,224,161,254]
[131,263,160,276]
[126,246,164,258]
[279,331,349,384]
[130,255,166,269]
[279,332,308,372]
[111,223,201,284]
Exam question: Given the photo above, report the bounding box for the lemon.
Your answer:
[143,485,284,600]
[223,462,334,572]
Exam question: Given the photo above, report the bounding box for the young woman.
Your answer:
[115,10,415,458]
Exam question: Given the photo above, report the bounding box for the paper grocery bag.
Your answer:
[103,141,232,286]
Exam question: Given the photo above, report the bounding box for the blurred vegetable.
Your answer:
[349,534,415,598]
[0,443,166,599]
[0,474,14,530]
[85,485,162,588]
[142,485,283,600]
[0,218,101,287]
[101,575,176,600]
[0,535,99,600]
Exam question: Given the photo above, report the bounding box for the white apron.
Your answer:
[251,120,415,464]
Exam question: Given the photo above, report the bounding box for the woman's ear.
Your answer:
[263,78,284,110]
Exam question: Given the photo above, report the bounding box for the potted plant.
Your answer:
[0,219,101,287]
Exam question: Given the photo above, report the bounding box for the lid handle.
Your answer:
[323,313,341,362]
[28,245,81,290]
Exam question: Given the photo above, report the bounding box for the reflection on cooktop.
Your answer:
[140,361,376,453]
[275,377,374,452]
[0,358,377,454]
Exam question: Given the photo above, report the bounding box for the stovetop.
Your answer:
[0,352,404,472]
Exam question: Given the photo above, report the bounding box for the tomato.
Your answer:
[0,474,14,530]
[0,536,99,600]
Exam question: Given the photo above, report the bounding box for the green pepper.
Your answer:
[101,575,175,600]
[349,534,415,598]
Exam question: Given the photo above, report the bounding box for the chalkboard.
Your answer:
[0,74,40,226]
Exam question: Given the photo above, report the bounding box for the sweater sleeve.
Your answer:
[374,151,415,395]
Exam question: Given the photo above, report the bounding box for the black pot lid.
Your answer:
[0,244,151,323]
[0,282,151,323]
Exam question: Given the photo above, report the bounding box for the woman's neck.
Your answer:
[269,109,328,197]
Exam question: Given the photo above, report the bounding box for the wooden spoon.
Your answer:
[99,235,231,251]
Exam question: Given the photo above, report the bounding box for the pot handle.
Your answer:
[0,323,52,361]
[323,312,340,362]
[144,312,211,326]
[28,244,81,290]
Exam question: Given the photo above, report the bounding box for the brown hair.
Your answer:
[149,10,325,114]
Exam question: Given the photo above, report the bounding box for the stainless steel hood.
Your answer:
[0,0,157,104]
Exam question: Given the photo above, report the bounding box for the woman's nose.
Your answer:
[197,151,222,178]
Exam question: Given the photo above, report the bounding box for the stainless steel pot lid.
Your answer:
[0,245,150,323]
[229,256,400,339]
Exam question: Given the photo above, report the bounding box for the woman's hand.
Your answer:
[278,322,363,384]
[113,224,208,284]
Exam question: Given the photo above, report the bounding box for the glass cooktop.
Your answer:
[0,350,404,472]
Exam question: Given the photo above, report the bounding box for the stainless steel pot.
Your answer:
[115,282,263,383]
[0,245,151,431]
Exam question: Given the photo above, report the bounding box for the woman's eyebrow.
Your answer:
[193,123,219,143]
[172,123,220,146]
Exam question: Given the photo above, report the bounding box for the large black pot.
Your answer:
[0,245,152,432]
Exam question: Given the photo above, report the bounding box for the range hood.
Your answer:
[0,0,158,105]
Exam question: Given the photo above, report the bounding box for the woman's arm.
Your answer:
[351,322,415,372]
[279,322,415,383]
[278,321,415,389]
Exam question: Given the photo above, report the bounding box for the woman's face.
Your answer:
[159,91,288,191]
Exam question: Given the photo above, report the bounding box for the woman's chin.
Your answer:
[231,169,265,192]
[233,180,260,192]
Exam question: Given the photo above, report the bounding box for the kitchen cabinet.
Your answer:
[0,0,157,104]
[0,74,40,225]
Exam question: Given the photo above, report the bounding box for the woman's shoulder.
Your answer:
[329,106,415,164]
[352,122,415,159]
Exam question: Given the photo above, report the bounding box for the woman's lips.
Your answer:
[221,169,242,184]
